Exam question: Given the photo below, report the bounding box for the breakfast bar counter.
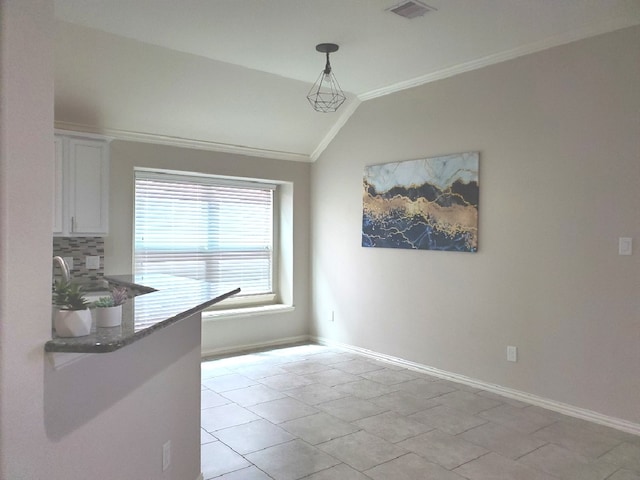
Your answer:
[45,274,240,353]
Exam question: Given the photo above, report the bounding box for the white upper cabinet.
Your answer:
[53,137,64,235]
[54,133,110,236]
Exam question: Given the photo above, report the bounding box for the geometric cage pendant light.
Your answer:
[306,43,346,113]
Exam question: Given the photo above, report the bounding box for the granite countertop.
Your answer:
[45,274,240,354]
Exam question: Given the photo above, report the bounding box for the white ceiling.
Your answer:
[54,0,640,161]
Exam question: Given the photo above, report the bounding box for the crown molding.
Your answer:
[54,121,312,163]
[309,98,362,162]
[358,16,640,102]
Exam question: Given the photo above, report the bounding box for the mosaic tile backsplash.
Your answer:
[53,237,105,284]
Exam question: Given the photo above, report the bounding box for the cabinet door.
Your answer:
[53,137,64,235]
[67,138,109,235]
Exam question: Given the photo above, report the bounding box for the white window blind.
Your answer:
[134,170,274,296]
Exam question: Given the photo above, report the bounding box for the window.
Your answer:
[134,169,275,302]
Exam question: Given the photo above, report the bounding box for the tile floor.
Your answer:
[200,344,640,480]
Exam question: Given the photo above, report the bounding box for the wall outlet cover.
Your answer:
[86,255,100,270]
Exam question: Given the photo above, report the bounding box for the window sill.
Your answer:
[202,304,295,321]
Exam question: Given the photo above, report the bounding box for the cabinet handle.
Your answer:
[71,216,75,232]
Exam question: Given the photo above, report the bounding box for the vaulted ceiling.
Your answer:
[54,0,640,161]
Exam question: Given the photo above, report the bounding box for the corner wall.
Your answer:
[310,26,640,424]
[0,3,202,478]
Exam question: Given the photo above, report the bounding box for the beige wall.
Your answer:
[0,3,202,478]
[311,26,640,425]
[105,140,311,354]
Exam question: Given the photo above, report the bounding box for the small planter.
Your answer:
[54,309,92,337]
[95,304,123,328]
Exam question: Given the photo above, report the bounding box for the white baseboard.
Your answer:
[201,335,311,359]
[313,336,640,437]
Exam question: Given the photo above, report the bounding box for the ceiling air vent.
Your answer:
[387,0,437,19]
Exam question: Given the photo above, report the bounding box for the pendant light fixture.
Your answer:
[307,43,346,113]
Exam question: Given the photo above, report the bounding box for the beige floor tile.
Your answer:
[201,372,257,393]
[398,429,488,469]
[233,363,289,379]
[214,419,295,454]
[435,390,503,414]
[608,469,640,480]
[479,404,558,434]
[280,412,360,445]
[248,396,318,424]
[215,466,273,480]
[371,389,441,416]
[354,410,433,443]
[317,396,389,422]
[220,383,286,407]
[519,443,618,480]
[365,453,468,480]
[331,359,387,375]
[201,345,635,480]
[408,404,487,435]
[318,430,407,471]
[201,388,231,409]
[201,441,250,479]
[280,359,333,375]
[246,439,340,480]
[257,372,314,391]
[284,383,349,405]
[599,442,640,473]
[461,421,547,459]
[533,421,623,458]
[304,368,362,386]
[334,379,401,399]
[394,378,458,398]
[453,452,557,480]
[201,403,260,432]
[304,463,372,479]
[200,428,216,445]
[360,368,416,385]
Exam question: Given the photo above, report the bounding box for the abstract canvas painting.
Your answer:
[362,152,479,252]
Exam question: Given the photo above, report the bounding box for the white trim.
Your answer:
[358,16,640,102]
[203,304,295,321]
[313,336,640,437]
[54,121,311,163]
[309,98,361,162]
[201,334,310,359]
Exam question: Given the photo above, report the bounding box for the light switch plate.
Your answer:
[507,346,517,362]
[619,237,632,255]
[86,255,100,270]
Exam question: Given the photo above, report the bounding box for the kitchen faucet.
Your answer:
[53,256,71,283]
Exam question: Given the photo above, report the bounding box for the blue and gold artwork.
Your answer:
[362,152,479,252]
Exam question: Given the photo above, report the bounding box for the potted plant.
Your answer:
[92,286,128,327]
[53,280,92,337]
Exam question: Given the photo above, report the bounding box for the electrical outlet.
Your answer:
[507,346,517,362]
[162,440,171,471]
[63,257,74,271]
[85,255,100,270]
[619,237,632,255]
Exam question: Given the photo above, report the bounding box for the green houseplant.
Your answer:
[93,286,128,327]
[53,281,92,337]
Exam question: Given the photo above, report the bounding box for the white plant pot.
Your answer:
[54,309,92,337]
[95,304,122,328]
